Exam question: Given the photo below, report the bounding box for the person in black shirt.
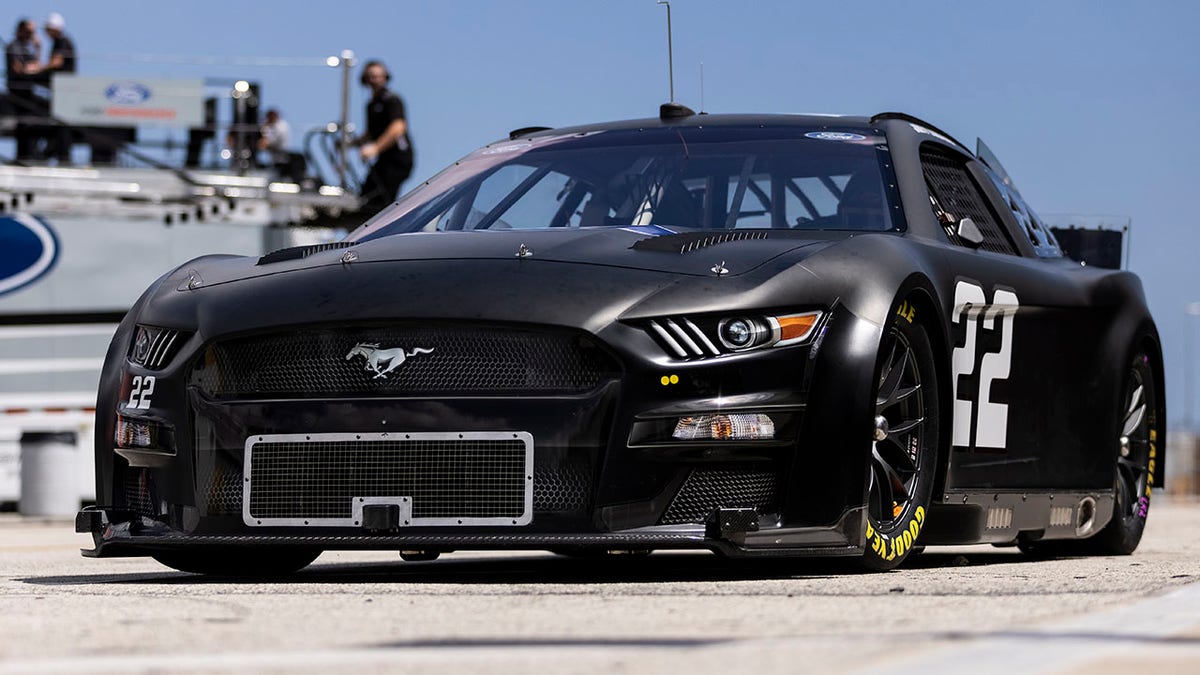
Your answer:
[42,13,76,76]
[5,18,45,160]
[39,12,76,162]
[358,60,414,216]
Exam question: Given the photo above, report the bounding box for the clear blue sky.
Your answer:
[11,1,1200,427]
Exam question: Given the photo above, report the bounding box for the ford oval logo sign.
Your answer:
[0,214,59,297]
[104,81,152,105]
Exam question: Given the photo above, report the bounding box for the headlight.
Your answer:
[128,325,187,369]
[718,318,769,350]
[647,311,822,359]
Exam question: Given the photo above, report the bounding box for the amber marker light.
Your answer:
[772,311,821,346]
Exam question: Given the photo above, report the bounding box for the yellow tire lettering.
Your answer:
[866,521,875,539]
[902,530,913,551]
[908,518,920,540]
[915,506,925,525]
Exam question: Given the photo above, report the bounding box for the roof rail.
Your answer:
[870,112,971,154]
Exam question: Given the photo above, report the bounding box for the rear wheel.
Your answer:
[1092,351,1157,554]
[859,311,939,571]
[1019,350,1157,558]
[152,547,321,577]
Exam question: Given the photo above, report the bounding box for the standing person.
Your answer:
[257,108,305,183]
[257,108,290,170]
[358,60,414,216]
[41,12,75,76]
[39,12,76,162]
[5,18,45,160]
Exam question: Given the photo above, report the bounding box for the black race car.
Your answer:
[77,106,1165,574]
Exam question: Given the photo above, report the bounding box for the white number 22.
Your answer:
[951,281,1018,449]
[127,375,156,410]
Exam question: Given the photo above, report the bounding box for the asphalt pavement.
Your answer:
[1,499,1198,674]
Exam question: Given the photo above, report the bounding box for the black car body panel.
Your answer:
[79,112,1165,566]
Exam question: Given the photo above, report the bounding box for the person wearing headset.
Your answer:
[358,60,414,216]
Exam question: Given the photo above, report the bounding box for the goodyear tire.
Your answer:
[859,306,939,572]
[1018,350,1159,558]
[1092,350,1158,554]
[152,547,321,577]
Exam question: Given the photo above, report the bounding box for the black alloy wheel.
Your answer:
[860,310,939,571]
[1020,350,1158,558]
[1092,351,1157,554]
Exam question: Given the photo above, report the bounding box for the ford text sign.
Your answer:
[51,74,204,128]
[104,82,152,105]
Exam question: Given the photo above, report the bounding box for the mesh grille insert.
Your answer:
[192,324,618,398]
[660,467,782,525]
[921,148,1017,256]
[122,468,158,518]
[244,432,532,526]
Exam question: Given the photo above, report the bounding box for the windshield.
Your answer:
[349,124,903,242]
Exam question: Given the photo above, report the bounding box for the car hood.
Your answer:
[142,228,863,338]
[198,228,836,285]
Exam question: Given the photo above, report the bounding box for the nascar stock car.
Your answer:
[76,105,1165,574]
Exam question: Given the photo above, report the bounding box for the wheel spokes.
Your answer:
[1122,384,1145,437]
[868,327,930,528]
[875,345,910,408]
[875,435,917,476]
[872,445,910,509]
[887,416,925,437]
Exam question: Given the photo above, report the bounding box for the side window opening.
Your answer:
[919,144,1019,256]
[979,164,1063,258]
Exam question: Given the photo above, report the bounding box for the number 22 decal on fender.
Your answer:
[126,374,156,410]
[951,280,1019,450]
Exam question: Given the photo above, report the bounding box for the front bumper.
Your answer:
[76,505,865,558]
[89,307,878,560]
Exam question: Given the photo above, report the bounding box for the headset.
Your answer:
[360,60,391,86]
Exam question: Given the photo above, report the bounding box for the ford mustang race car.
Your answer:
[77,106,1165,575]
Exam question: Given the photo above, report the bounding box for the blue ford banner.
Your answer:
[0,214,59,297]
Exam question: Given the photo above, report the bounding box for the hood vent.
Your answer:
[258,241,355,266]
[631,231,769,255]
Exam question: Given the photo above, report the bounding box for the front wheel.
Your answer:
[858,311,939,572]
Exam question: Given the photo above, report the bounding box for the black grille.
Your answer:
[122,469,158,518]
[533,453,592,513]
[920,148,1017,255]
[191,324,618,398]
[199,461,243,516]
[246,437,528,521]
[660,467,782,525]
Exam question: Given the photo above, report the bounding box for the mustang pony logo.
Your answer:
[345,342,434,379]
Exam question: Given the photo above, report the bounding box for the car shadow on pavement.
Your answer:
[24,548,1039,586]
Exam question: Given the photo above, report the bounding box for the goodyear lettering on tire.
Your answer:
[866,506,925,562]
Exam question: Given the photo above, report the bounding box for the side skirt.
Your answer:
[922,490,1115,545]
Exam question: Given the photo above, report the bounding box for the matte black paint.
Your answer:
[82,113,1165,559]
